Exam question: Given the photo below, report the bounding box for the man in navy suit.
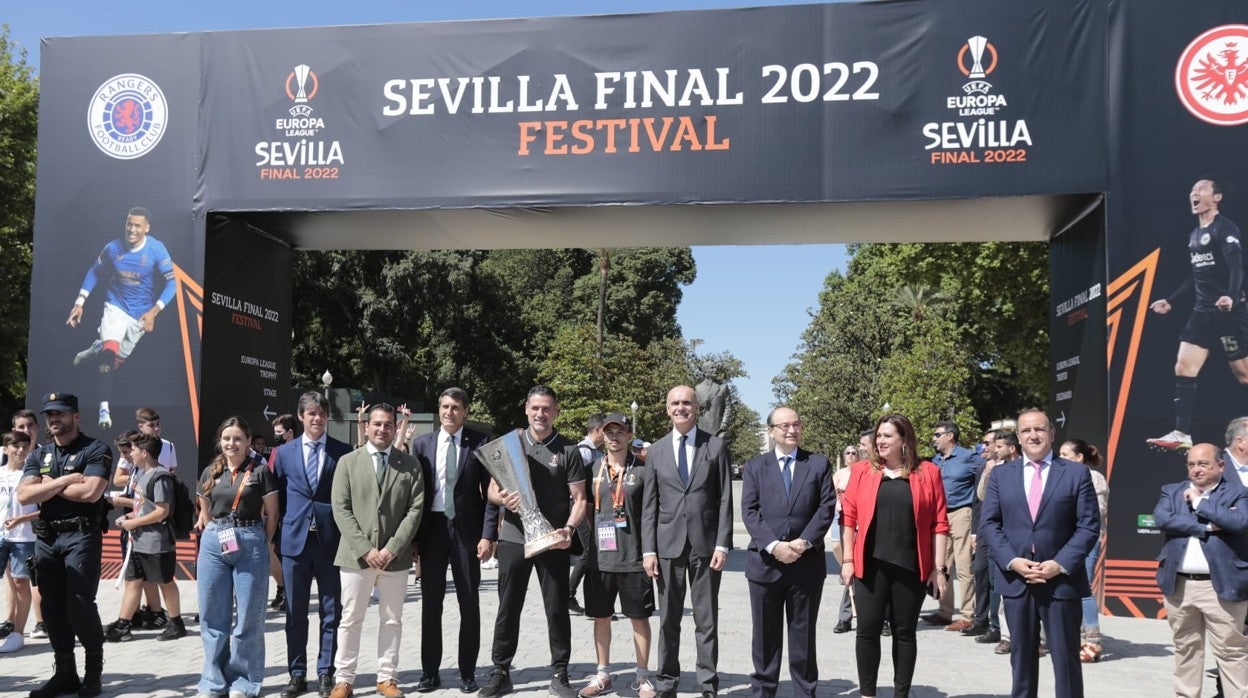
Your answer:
[272,391,352,698]
[1154,442,1248,698]
[740,407,835,698]
[410,387,497,694]
[641,385,734,698]
[980,408,1099,698]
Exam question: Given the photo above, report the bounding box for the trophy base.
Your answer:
[524,529,567,558]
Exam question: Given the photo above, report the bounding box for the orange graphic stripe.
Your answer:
[1104,249,1159,482]
[173,264,204,444]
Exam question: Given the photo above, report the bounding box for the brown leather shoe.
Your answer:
[377,679,405,698]
[945,619,974,632]
[329,682,354,698]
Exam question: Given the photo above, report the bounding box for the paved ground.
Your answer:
[0,524,1189,698]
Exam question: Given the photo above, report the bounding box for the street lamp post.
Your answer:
[321,369,333,402]
[630,400,638,433]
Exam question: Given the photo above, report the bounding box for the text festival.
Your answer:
[380,64,881,156]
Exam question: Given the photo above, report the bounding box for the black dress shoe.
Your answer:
[567,597,585,616]
[416,674,441,693]
[975,628,1002,644]
[318,674,335,698]
[833,620,852,634]
[461,678,479,694]
[282,675,308,698]
[960,622,989,637]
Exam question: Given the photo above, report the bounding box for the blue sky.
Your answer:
[5,0,849,421]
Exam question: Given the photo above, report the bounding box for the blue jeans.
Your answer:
[197,522,269,697]
[1081,537,1102,631]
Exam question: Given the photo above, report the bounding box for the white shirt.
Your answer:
[302,435,327,480]
[1179,482,1215,574]
[433,427,463,512]
[671,426,699,470]
[0,467,36,542]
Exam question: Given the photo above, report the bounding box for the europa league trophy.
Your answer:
[475,429,567,558]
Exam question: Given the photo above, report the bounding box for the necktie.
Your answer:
[374,450,387,486]
[1028,461,1044,520]
[305,441,320,492]
[781,456,793,498]
[677,434,690,485]
[444,434,458,519]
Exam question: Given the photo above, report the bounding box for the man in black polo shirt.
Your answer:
[481,385,587,698]
[18,393,114,698]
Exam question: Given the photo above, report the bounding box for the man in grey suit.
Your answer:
[328,404,425,698]
[641,385,734,698]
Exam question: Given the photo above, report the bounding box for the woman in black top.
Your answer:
[194,417,279,698]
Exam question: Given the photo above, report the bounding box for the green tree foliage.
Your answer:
[724,395,763,466]
[290,246,696,432]
[775,242,1048,455]
[0,27,37,414]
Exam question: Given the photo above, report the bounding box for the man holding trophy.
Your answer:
[477,386,588,698]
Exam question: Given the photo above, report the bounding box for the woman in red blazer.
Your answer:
[839,413,950,698]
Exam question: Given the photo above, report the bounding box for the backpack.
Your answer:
[145,469,195,540]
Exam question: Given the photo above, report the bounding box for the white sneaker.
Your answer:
[482,558,499,569]
[0,632,25,653]
[29,622,46,638]
[99,403,112,430]
[73,341,100,366]
[1146,430,1192,451]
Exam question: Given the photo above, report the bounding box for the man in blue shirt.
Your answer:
[67,207,176,430]
[922,421,983,630]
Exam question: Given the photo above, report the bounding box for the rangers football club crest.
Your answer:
[88,73,169,159]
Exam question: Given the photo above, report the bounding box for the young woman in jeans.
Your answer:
[195,417,279,698]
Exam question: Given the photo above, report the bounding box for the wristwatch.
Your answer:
[938,566,950,576]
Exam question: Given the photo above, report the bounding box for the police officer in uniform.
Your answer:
[18,393,114,698]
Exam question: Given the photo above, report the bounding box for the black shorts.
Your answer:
[125,550,175,583]
[584,569,654,619]
[1180,307,1248,359]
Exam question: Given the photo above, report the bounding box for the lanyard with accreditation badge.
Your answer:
[216,459,255,554]
[594,459,629,551]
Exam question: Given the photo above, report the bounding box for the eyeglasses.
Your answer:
[933,431,950,438]
[842,450,857,456]
[771,422,803,432]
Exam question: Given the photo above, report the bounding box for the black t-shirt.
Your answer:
[867,476,918,571]
[23,432,114,520]
[498,430,585,545]
[1188,213,1243,309]
[197,458,279,521]
[587,454,647,573]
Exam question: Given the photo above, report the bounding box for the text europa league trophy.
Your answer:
[475,429,566,558]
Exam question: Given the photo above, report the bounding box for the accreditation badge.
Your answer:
[596,520,618,551]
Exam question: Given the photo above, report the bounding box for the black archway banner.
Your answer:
[23,0,1246,608]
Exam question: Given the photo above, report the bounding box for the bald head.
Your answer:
[666,385,698,434]
[1187,442,1224,489]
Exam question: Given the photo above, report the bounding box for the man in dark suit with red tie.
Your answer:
[410,387,498,694]
[980,409,1100,698]
[271,391,353,698]
[740,406,835,698]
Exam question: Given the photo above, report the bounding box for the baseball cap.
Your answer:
[41,393,80,413]
[602,413,630,430]
[630,438,645,450]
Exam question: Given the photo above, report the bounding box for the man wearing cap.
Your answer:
[18,393,115,698]
[578,414,657,698]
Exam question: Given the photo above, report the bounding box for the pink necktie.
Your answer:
[1028,461,1044,520]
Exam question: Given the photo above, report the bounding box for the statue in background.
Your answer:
[695,360,734,439]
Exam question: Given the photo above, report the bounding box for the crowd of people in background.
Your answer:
[2,388,1247,698]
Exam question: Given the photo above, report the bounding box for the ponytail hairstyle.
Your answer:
[202,416,252,496]
[1062,439,1102,468]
